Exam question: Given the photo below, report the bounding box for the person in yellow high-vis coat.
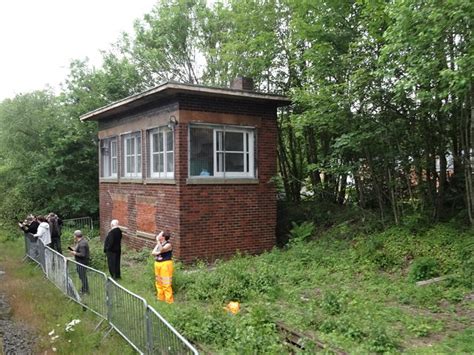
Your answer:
[152,231,174,303]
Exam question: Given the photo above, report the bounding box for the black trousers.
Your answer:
[76,263,89,293]
[50,237,62,254]
[106,251,121,279]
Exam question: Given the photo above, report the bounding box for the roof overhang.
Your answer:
[80,82,291,122]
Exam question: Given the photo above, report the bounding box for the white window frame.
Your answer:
[189,125,255,178]
[101,137,118,178]
[122,132,142,179]
[149,127,174,179]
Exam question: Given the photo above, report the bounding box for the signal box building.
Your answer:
[81,78,290,262]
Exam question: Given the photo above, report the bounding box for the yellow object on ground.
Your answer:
[224,301,240,314]
[154,260,174,304]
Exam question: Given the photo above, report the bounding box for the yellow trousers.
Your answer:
[154,260,174,304]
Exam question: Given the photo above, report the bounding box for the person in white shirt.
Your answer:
[34,215,51,246]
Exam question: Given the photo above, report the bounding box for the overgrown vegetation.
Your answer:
[108,214,473,353]
[2,210,473,353]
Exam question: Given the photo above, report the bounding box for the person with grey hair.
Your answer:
[104,219,122,279]
[69,230,90,294]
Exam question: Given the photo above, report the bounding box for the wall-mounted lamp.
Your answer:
[168,115,178,131]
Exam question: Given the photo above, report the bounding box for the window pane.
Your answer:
[158,153,164,172]
[130,156,135,173]
[190,127,214,176]
[225,132,244,151]
[111,140,117,157]
[159,132,164,151]
[112,157,117,174]
[225,153,244,172]
[166,152,174,172]
[166,131,173,151]
[152,133,159,153]
[153,153,159,173]
[137,154,141,173]
[126,156,132,173]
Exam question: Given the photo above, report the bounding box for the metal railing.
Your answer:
[62,216,94,234]
[24,233,198,355]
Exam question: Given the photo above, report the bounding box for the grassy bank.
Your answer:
[122,221,473,354]
[0,230,134,355]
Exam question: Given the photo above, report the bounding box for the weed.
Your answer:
[321,292,343,315]
[288,221,315,245]
[408,257,440,282]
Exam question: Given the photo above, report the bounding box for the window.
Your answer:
[122,132,142,178]
[149,127,174,178]
[100,137,117,178]
[190,125,255,178]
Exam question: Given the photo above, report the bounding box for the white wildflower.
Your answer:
[65,319,81,332]
[52,347,57,352]
[48,329,55,336]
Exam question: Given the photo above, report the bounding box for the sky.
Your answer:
[0,0,157,101]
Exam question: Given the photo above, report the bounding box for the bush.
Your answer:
[87,237,106,270]
[184,255,280,302]
[408,257,440,282]
[288,221,315,246]
[367,328,397,353]
[321,292,343,315]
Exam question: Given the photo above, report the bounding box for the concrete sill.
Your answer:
[144,179,176,185]
[186,178,259,185]
[99,178,119,183]
[118,178,144,184]
[136,230,156,240]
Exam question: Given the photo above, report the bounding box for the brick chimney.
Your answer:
[230,76,254,91]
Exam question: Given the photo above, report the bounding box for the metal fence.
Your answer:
[62,216,94,234]
[24,232,198,355]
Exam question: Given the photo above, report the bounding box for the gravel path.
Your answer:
[0,270,36,354]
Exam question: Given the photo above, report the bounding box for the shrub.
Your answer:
[408,257,440,282]
[367,328,397,353]
[288,221,315,245]
[321,292,343,315]
[87,237,106,270]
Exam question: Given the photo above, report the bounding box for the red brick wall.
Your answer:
[177,112,277,262]
[98,95,279,262]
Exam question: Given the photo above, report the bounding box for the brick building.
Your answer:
[80,78,290,262]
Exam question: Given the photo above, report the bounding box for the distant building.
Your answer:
[81,78,290,262]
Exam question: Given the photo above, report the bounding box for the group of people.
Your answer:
[19,215,174,304]
[19,213,63,253]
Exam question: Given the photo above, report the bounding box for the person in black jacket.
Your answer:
[104,219,122,280]
[18,214,39,234]
[47,212,62,253]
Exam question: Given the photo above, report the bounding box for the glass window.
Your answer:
[149,127,174,178]
[190,125,255,178]
[123,132,142,178]
[100,137,117,178]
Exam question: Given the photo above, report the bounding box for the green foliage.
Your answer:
[288,221,315,245]
[367,328,397,353]
[184,255,280,302]
[87,237,107,271]
[408,257,441,283]
[320,291,343,316]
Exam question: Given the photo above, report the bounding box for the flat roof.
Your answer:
[80,81,291,121]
